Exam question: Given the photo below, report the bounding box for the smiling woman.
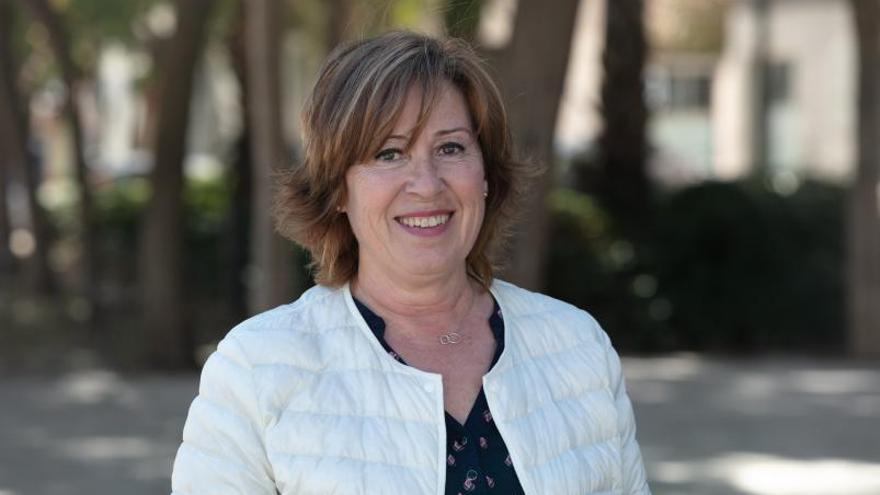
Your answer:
[274,32,524,288]
[171,31,651,495]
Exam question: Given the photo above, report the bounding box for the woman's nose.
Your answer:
[405,155,445,197]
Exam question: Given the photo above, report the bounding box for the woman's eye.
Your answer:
[375,148,403,162]
[438,142,465,156]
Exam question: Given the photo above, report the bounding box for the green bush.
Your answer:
[546,188,672,351]
[546,179,846,353]
[93,175,232,297]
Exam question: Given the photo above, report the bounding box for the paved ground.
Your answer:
[1,354,878,495]
[624,355,880,495]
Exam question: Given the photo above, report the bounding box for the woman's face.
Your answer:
[344,81,487,282]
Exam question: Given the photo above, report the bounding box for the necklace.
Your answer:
[438,290,478,345]
[439,332,461,345]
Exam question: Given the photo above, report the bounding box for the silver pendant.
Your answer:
[439,332,462,345]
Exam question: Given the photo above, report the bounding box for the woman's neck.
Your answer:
[350,264,481,328]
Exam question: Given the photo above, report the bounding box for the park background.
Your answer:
[0,0,879,493]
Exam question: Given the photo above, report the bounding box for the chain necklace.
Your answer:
[438,290,478,345]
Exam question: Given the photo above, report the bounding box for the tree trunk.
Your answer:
[0,142,13,277]
[495,0,581,290]
[138,0,215,369]
[0,0,54,293]
[0,0,16,278]
[225,0,251,323]
[22,0,98,321]
[597,0,651,240]
[325,0,354,50]
[245,0,296,313]
[849,0,880,357]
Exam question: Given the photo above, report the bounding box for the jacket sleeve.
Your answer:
[602,333,651,495]
[171,335,277,494]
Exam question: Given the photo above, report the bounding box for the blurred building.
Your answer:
[555,0,856,186]
[34,0,859,189]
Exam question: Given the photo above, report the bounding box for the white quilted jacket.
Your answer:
[171,280,650,494]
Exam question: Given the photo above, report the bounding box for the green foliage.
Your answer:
[183,176,233,296]
[49,0,165,70]
[443,0,482,40]
[208,0,242,41]
[60,0,157,42]
[546,179,846,354]
[391,0,425,28]
[95,176,150,247]
[89,177,146,292]
[547,188,672,351]
[92,174,233,290]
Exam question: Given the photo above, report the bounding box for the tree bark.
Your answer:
[225,0,252,323]
[245,0,296,313]
[0,141,13,277]
[325,0,354,50]
[849,0,880,357]
[0,0,55,293]
[22,0,98,320]
[138,0,215,368]
[495,0,581,290]
[0,0,16,277]
[597,0,651,240]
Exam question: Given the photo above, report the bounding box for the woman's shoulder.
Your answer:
[217,284,352,363]
[491,279,609,346]
[491,279,595,320]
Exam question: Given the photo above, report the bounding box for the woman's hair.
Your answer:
[274,30,532,288]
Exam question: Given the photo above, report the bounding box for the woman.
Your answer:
[172,31,649,495]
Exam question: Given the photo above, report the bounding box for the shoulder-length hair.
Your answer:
[274,30,533,288]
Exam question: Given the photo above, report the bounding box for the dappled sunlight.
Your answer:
[628,355,880,493]
[622,353,705,381]
[729,374,776,399]
[650,453,880,495]
[51,370,141,407]
[57,436,159,462]
[722,454,880,495]
[0,372,198,494]
[625,356,880,418]
[787,370,879,395]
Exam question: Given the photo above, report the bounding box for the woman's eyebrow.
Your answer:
[385,127,471,142]
[435,127,472,137]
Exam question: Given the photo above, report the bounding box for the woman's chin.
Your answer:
[391,255,467,279]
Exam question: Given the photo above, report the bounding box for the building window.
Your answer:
[647,66,713,110]
[766,61,790,104]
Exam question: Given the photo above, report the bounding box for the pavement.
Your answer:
[0,354,878,495]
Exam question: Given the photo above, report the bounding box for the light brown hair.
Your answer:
[274,31,532,287]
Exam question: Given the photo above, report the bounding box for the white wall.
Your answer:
[715,0,855,181]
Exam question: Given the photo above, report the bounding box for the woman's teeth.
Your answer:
[398,214,451,228]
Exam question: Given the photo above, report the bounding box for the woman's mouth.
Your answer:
[396,213,452,228]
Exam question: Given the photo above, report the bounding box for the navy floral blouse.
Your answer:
[353,298,526,495]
